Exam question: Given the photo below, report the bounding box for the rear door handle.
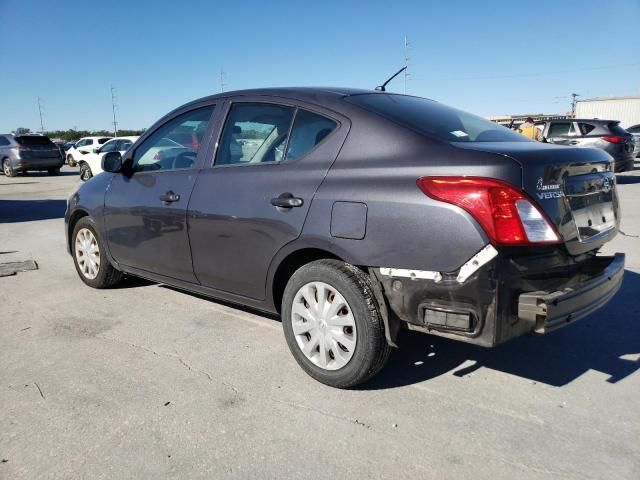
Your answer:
[271,193,304,208]
[160,191,180,204]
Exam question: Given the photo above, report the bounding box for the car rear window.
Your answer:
[14,135,54,146]
[98,138,111,144]
[345,94,528,143]
[608,123,629,136]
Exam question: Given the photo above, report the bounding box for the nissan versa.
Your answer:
[65,88,624,388]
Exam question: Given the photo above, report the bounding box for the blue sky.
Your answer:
[0,0,638,132]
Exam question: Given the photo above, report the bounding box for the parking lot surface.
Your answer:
[1,166,639,479]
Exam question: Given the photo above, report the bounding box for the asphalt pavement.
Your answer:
[1,165,639,479]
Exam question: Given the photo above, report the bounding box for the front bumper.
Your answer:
[376,250,625,347]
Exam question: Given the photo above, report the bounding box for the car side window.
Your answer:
[76,139,87,147]
[119,140,133,152]
[100,141,119,153]
[86,139,94,146]
[0,136,9,146]
[547,122,572,137]
[284,110,337,161]
[132,106,214,172]
[216,103,295,166]
[578,123,596,136]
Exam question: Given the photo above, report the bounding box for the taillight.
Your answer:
[417,177,560,246]
[601,135,626,144]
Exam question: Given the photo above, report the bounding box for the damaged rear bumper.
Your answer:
[374,249,625,347]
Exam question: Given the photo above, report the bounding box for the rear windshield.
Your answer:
[608,123,629,136]
[346,94,528,143]
[14,135,54,146]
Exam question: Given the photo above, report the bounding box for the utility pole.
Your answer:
[37,96,45,133]
[110,86,118,137]
[570,93,580,116]
[403,36,410,94]
[220,68,226,93]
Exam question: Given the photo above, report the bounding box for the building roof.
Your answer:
[577,95,640,102]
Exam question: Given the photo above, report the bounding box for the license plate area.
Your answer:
[564,173,616,241]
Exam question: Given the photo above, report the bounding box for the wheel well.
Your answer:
[68,209,89,249]
[272,248,342,313]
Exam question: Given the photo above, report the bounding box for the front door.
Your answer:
[104,104,216,282]
[188,100,348,300]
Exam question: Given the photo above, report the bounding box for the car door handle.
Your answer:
[568,140,579,145]
[159,191,180,204]
[270,193,304,208]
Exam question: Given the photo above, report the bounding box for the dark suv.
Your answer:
[65,88,624,388]
[0,134,64,176]
[536,119,635,172]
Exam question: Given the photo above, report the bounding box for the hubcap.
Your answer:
[291,281,357,371]
[75,228,101,279]
[3,161,9,175]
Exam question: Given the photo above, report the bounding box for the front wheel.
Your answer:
[79,163,92,181]
[282,259,391,388]
[72,217,123,288]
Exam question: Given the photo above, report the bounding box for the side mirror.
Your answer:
[102,151,123,173]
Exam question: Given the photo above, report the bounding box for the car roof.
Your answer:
[106,136,139,141]
[543,118,618,124]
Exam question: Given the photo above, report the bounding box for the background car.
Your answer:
[625,124,640,158]
[78,136,139,181]
[535,119,635,172]
[0,133,64,176]
[63,141,77,151]
[66,136,111,166]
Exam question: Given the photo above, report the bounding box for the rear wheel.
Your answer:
[72,217,123,288]
[79,163,92,181]
[3,159,16,177]
[282,259,391,388]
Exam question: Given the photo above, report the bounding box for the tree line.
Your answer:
[13,127,146,142]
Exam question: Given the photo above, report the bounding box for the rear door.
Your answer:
[188,98,349,300]
[104,104,217,282]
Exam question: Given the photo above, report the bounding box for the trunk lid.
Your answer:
[15,135,61,160]
[454,141,619,255]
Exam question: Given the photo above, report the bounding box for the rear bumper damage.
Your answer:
[374,248,625,347]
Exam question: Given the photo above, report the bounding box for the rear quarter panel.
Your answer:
[298,112,522,273]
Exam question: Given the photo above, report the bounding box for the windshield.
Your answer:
[346,94,528,143]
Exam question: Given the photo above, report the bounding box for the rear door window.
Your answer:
[100,140,119,153]
[285,110,337,161]
[547,122,573,137]
[216,103,295,165]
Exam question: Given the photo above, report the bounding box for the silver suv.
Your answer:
[536,119,635,172]
[0,134,64,177]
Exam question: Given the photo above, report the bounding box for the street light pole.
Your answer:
[111,86,118,137]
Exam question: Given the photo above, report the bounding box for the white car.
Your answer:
[79,136,138,181]
[66,136,112,167]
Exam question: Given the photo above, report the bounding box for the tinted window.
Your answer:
[15,135,54,146]
[0,136,10,146]
[608,123,629,136]
[133,105,214,172]
[97,138,111,145]
[578,123,596,135]
[345,94,528,143]
[100,140,119,153]
[547,122,573,137]
[284,110,337,161]
[118,140,133,152]
[216,103,295,165]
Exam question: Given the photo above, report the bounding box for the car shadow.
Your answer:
[360,269,640,390]
[0,199,67,223]
[13,171,77,177]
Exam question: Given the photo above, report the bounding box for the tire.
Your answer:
[3,159,17,177]
[67,155,76,167]
[72,217,123,288]
[79,162,92,181]
[282,259,391,388]
[47,167,60,176]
